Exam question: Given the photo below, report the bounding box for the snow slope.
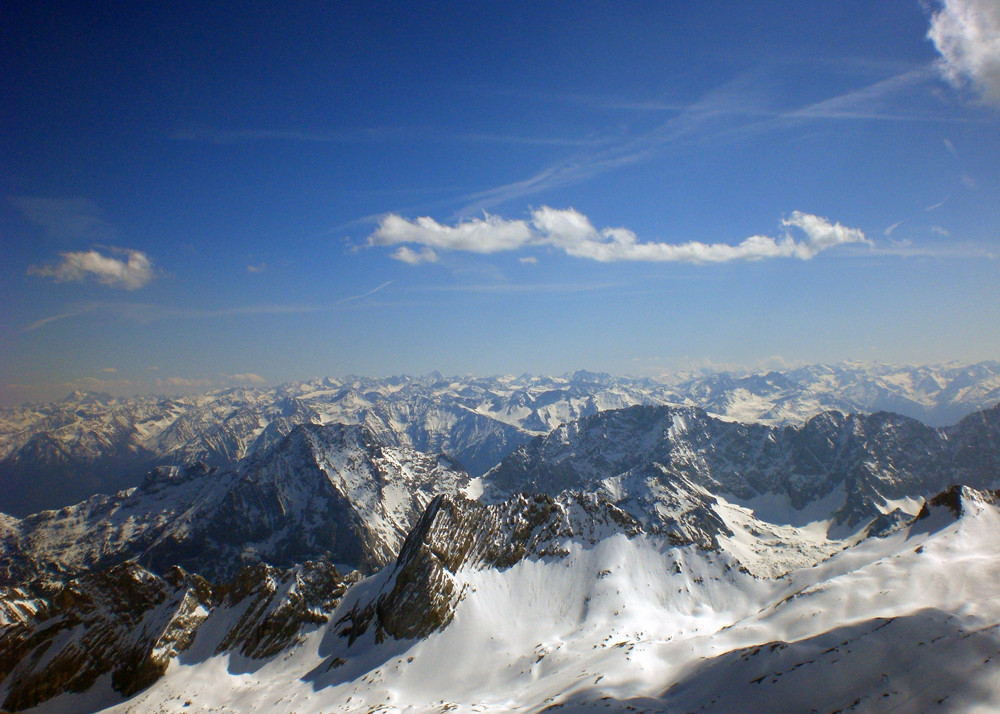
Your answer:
[25,485,999,714]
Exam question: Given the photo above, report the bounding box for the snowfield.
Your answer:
[26,487,1000,714]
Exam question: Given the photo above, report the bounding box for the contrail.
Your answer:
[337,280,393,304]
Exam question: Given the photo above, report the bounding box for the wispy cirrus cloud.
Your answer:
[928,0,1000,107]
[336,280,394,303]
[23,280,394,332]
[9,196,115,241]
[452,69,962,215]
[27,248,155,290]
[369,208,871,265]
[784,69,938,121]
[24,301,323,332]
[884,220,906,236]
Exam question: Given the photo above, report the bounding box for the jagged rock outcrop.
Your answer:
[0,423,470,585]
[0,562,212,711]
[914,484,1000,522]
[214,561,355,659]
[486,403,1000,527]
[337,492,642,644]
[0,559,351,712]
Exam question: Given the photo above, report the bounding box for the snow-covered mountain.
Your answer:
[670,360,1000,427]
[3,361,999,516]
[3,382,1000,711]
[5,482,1000,713]
[0,423,470,585]
[487,402,1000,530]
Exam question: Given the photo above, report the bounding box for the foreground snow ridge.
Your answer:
[18,486,1000,714]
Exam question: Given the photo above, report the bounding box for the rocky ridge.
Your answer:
[0,560,351,712]
[486,403,1000,528]
[0,423,469,586]
[3,361,999,516]
[336,491,644,644]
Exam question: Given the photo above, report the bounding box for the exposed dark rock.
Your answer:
[486,403,1000,528]
[0,423,469,586]
[0,559,351,711]
[337,492,642,644]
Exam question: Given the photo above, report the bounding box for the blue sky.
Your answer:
[2,1,999,405]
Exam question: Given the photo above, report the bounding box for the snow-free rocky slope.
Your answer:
[3,361,1000,515]
[0,423,469,586]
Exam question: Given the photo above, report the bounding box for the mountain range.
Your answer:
[3,361,999,516]
[2,362,1000,712]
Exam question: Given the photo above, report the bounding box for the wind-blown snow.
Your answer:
[39,489,1000,714]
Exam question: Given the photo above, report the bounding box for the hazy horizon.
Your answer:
[4,358,1000,408]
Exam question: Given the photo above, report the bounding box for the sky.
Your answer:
[2,0,999,405]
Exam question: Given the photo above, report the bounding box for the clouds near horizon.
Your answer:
[27,248,155,290]
[369,209,870,265]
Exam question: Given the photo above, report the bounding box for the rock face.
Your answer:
[0,423,470,585]
[0,560,350,712]
[486,403,1000,527]
[337,492,643,644]
[0,562,213,711]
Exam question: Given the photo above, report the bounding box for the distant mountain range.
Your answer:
[3,361,999,516]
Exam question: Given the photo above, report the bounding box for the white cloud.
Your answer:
[156,376,217,390]
[781,211,871,258]
[519,256,538,264]
[371,213,534,253]
[370,208,870,265]
[392,246,439,264]
[928,0,1000,106]
[247,263,266,273]
[28,248,154,289]
[66,376,135,394]
[229,373,267,385]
